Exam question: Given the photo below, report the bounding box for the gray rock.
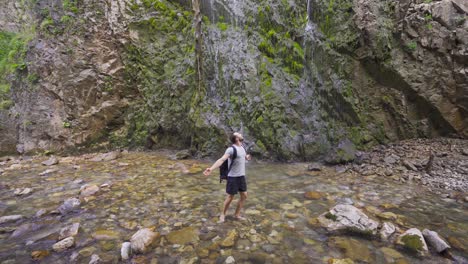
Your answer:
[0,215,23,224]
[422,229,450,253]
[10,223,33,238]
[58,198,81,215]
[380,222,396,240]
[384,154,399,164]
[121,242,131,260]
[59,223,80,240]
[90,151,121,162]
[403,160,418,171]
[130,228,158,253]
[80,185,99,197]
[53,237,75,252]
[39,169,58,176]
[42,156,59,166]
[317,204,379,235]
[307,163,322,171]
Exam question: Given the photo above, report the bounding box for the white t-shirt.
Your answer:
[224,145,246,177]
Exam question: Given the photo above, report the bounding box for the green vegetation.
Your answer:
[63,0,79,13]
[405,41,417,51]
[0,30,34,110]
[325,212,338,221]
[217,22,228,31]
[63,121,72,128]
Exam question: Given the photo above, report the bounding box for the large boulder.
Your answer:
[422,229,450,253]
[325,139,356,165]
[317,204,379,235]
[397,228,428,256]
[130,228,159,253]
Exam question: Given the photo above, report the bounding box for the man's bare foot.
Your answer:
[218,214,225,223]
[234,215,247,221]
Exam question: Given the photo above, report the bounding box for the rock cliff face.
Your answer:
[0,0,466,159]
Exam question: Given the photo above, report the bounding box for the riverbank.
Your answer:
[0,141,467,263]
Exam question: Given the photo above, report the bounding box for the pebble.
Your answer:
[89,254,101,264]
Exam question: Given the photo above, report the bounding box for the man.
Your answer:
[203,132,251,223]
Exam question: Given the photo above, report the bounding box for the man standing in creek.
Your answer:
[203,132,251,223]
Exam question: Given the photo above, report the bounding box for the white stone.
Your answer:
[130,228,158,253]
[121,242,131,260]
[225,256,235,264]
[89,254,101,264]
[380,222,396,240]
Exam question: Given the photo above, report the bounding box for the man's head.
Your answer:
[230,132,244,144]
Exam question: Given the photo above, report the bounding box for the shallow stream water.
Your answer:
[0,152,466,263]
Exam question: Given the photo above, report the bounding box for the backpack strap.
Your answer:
[227,146,237,175]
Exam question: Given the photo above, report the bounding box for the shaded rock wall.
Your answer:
[0,0,466,159]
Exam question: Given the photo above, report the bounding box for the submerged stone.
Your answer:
[130,228,159,253]
[318,204,379,235]
[31,250,50,261]
[92,230,120,240]
[166,226,199,245]
[121,242,131,260]
[221,230,238,248]
[59,223,80,240]
[58,198,81,215]
[329,237,372,263]
[0,215,23,224]
[53,237,75,252]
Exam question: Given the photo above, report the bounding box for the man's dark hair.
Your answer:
[230,134,237,144]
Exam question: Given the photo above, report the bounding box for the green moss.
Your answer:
[217,22,228,31]
[325,212,337,221]
[405,41,417,52]
[401,235,424,252]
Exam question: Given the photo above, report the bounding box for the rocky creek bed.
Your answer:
[0,143,467,264]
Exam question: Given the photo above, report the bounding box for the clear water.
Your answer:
[0,152,466,263]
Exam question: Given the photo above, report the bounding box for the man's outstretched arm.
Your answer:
[203,154,230,176]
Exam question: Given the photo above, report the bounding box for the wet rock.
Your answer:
[377,212,398,221]
[0,215,23,224]
[380,247,404,263]
[307,163,322,171]
[53,237,75,252]
[329,237,372,263]
[31,250,50,261]
[447,236,467,251]
[379,222,396,240]
[10,223,33,238]
[397,228,428,255]
[90,151,121,162]
[304,191,324,200]
[121,242,131,260]
[79,247,97,257]
[175,150,191,160]
[92,230,120,240]
[166,226,199,244]
[130,228,159,253]
[14,188,33,196]
[221,230,238,248]
[325,139,356,165]
[422,229,450,253]
[59,223,80,240]
[80,185,100,197]
[58,198,81,215]
[42,156,59,166]
[89,254,101,264]
[318,205,379,235]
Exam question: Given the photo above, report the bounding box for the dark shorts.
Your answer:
[226,176,247,195]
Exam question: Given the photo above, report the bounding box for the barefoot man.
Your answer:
[203,132,251,223]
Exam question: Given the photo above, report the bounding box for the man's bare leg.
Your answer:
[220,194,234,222]
[234,192,247,220]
